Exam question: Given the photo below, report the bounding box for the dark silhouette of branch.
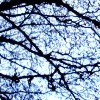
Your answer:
[0,0,99,28]
[0,0,99,100]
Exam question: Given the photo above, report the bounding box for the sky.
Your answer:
[0,0,100,100]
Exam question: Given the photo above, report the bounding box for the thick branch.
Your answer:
[0,13,43,54]
[62,3,100,28]
[0,0,100,28]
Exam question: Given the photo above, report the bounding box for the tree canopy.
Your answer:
[0,0,100,100]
